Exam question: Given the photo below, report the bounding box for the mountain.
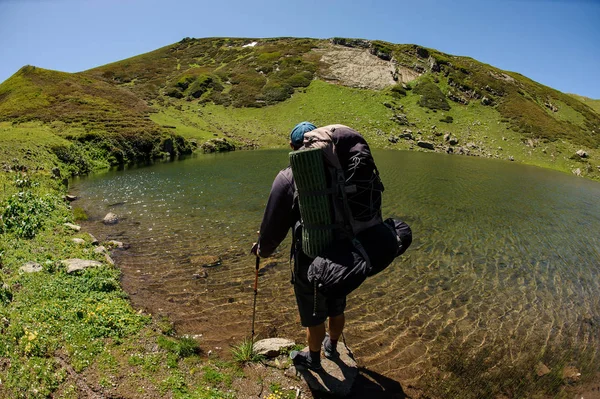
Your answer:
[0,37,598,179]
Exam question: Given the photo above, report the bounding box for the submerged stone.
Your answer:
[103,212,119,225]
[64,223,81,232]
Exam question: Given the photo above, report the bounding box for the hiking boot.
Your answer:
[322,334,339,359]
[290,350,322,371]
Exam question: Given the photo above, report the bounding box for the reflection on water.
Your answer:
[71,150,600,396]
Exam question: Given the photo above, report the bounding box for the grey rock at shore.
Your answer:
[62,259,103,274]
[72,238,86,245]
[20,262,42,273]
[106,240,125,249]
[291,343,358,397]
[253,338,295,358]
[64,223,81,232]
[65,195,77,202]
[103,212,119,225]
[88,233,99,246]
[94,246,108,255]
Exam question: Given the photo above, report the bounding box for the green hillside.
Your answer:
[1,37,599,180]
[569,93,600,115]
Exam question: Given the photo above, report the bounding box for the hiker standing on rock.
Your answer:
[251,122,411,371]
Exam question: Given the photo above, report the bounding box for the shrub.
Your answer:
[440,115,454,123]
[286,71,313,88]
[414,78,451,111]
[262,83,293,103]
[165,88,184,99]
[390,84,406,98]
[0,191,56,238]
[157,335,200,358]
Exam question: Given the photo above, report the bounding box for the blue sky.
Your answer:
[1,0,599,98]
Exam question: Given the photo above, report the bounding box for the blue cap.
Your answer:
[290,121,316,147]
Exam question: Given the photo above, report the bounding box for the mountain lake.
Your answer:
[70,149,600,391]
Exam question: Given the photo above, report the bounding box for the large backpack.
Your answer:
[289,124,384,257]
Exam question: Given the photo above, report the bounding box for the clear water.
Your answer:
[70,150,600,395]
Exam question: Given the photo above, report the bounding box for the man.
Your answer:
[251,121,345,371]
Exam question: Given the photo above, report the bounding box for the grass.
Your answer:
[230,338,264,364]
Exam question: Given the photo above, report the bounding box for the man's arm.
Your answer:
[256,168,295,258]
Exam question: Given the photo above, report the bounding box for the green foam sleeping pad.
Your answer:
[289,148,333,257]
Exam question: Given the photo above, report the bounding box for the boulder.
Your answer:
[65,195,77,202]
[291,343,358,397]
[573,168,582,176]
[576,150,588,158]
[72,238,86,245]
[94,246,108,255]
[388,135,399,144]
[20,262,42,273]
[444,133,451,142]
[103,212,119,225]
[62,259,103,274]
[253,338,295,358]
[417,141,435,150]
[88,233,99,246]
[64,223,81,232]
[449,138,459,146]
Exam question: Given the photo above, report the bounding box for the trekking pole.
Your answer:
[251,255,260,342]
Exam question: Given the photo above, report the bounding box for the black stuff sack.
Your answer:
[307,218,412,298]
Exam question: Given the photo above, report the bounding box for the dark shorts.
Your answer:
[294,253,346,327]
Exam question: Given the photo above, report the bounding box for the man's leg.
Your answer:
[328,313,345,341]
[307,322,326,352]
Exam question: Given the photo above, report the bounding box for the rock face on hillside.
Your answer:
[317,45,421,90]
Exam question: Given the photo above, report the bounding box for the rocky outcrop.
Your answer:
[200,138,235,153]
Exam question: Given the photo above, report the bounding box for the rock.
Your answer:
[428,56,440,72]
[64,223,81,232]
[291,343,358,397]
[449,138,459,146]
[467,142,478,149]
[481,96,493,106]
[104,254,115,266]
[253,338,296,358]
[417,141,435,150]
[388,135,398,144]
[190,255,221,268]
[446,147,454,154]
[444,133,451,142]
[536,362,551,377]
[20,262,42,273]
[62,259,103,274]
[193,271,208,279]
[106,240,125,249]
[573,168,582,176]
[576,150,588,158]
[562,366,581,383]
[390,113,409,126]
[94,246,108,255]
[103,212,119,225]
[509,156,515,161]
[71,238,85,245]
[88,233,99,246]
[383,102,393,108]
[65,195,77,202]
